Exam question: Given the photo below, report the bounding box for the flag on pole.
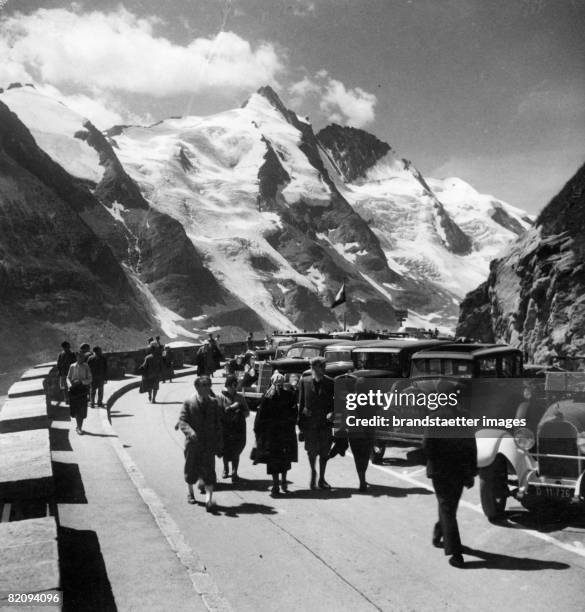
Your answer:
[330,282,346,308]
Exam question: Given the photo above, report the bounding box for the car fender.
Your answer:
[476,428,534,478]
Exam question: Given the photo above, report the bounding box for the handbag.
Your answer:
[138,380,147,394]
[250,439,271,464]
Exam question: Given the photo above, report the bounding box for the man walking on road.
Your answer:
[423,404,477,568]
[87,346,108,407]
[178,376,224,512]
[298,357,334,490]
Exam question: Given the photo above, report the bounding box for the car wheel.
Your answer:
[479,454,509,522]
[371,442,385,464]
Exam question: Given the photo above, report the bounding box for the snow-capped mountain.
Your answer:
[457,161,585,363]
[0,83,530,344]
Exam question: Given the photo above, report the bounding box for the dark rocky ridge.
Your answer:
[317,123,472,256]
[457,162,585,362]
[317,124,391,182]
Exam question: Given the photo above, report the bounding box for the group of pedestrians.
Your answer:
[56,341,108,434]
[176,357,341,510]
[176,352,477,567]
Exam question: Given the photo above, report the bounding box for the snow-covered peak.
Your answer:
[0,85,103,183]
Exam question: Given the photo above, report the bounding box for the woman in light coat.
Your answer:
[67,352,92,435]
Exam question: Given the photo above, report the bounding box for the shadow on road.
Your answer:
[217,502,278,517]
[365,483,433,497]
[215,478,274,492]
[502,507,585,534]
[50,427,73,452]
[48,403,72,422]
[52,461,88,504]
[58,526,117,611]
[461,546,570,571]
[152,401,183,406]
[80,430,118,438]
[109,413,134,419]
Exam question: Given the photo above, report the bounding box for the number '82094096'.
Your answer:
[4,592,61,606]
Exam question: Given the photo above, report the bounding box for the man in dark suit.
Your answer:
[298,357,335,489]
[424,413,477,568]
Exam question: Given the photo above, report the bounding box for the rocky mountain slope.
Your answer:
[457,162,585,363]
[0,83,531,352]
[0,94,152,385]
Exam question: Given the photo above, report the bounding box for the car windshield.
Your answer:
[325,350,352,362]
[353,352,401,374]
[410,358,473,378]
[286,346,321,359]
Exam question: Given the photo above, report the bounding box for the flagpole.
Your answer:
[344,276,347,331]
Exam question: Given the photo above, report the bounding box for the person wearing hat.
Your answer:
[297,357,335,490]
[253,372,298,496]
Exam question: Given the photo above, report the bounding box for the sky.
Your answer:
[1,0,584,214]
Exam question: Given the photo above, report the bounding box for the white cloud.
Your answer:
[320,79,377,128]
[0,8,284,97]
[288,75,321,107]
[289,73,377,128]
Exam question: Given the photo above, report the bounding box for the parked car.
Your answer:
[482,371,585,521]
[409,343,531,520]
[335,339,448,462]
[242,338,341,409]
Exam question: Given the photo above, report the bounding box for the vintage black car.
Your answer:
[334,338,448,462]
[242,338,342,409]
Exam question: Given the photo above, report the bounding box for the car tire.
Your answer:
[479,454,509,522]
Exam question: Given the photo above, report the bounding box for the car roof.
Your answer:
[411,343,522,360]
[324,340,376,351]
[287,339,341,348]
[352,339,447,351]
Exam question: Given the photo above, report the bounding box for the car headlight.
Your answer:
[514,427,535,451]
[577,432,585,454]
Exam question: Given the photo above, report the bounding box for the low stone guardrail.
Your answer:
[0,366,60,609]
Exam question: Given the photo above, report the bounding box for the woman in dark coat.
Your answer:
[178,376,223,511]
[217,375,249,482]
[67,352,92,435]
[254,373,298,497]
[139,344,163,403]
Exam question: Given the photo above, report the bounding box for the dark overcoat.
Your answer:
[254,388,298,468]
[178,394,223,485]
[297,374,334,431]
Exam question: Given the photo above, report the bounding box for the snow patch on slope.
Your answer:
[0,87,103,183]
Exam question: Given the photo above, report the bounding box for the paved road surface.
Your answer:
[111,375,585,612]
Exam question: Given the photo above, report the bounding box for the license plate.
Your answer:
[534,486,573,499]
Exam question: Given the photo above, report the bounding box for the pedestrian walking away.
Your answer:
[161,345,174,382]
[178,376,224,511]
[423,400,477,568]
[217,374,249,482]
[195,340,222,377]
[56,341,76,406]
[139,344,163,403]
[87,346,108,407]
[297,357,335,490]
[67,351,92,435]
[253,373,298,497]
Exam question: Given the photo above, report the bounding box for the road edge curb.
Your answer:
[99,374,234,612]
